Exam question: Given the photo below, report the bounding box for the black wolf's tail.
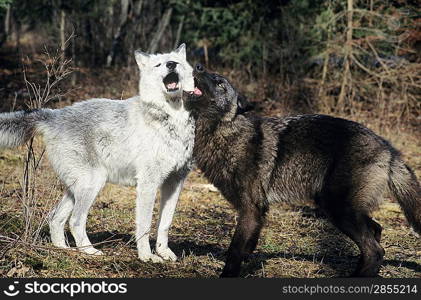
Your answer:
[388,158,421,235]
[0,109,52,148]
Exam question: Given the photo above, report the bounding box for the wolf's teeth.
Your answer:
[166,82,177,89]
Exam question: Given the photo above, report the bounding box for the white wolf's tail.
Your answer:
[0,109,52,148]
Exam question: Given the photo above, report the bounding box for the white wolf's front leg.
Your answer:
[156,174,185,261]
[136,179,163,263]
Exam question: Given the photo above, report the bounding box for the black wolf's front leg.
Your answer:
[220,207,264,277]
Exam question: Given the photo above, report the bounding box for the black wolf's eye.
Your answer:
[217,82,226,90]
[154,63,161,67]
[216,79,224,87]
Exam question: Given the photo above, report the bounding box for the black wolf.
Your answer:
[185,64,421,277]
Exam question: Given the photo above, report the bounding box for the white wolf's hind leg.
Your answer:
[49,190,74,248]
[69,175,106,256]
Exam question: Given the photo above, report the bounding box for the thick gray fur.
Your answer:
[0,45,195,262]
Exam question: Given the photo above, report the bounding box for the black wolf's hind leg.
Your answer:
[220,206,265,278]
[366,216,382,243]
[328,207,385,277]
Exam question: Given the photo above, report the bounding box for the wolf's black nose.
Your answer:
[195,63,204,72]
[166,61,177,70]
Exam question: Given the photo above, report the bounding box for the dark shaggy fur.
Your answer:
[184,64,421,278]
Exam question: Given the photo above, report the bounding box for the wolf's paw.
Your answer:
[138,253,164,263]
[80,247,104,256]
[156,247,177,261]
[52,243,70,250]
[410,228,420,238]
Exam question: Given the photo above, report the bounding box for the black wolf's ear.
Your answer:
[237,93,253,114]
[134,50,150,67]
[174,43,186,58]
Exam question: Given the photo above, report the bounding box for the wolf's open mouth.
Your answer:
[193,87,202,96]
[163,72,180,92]
[190,78,202,96]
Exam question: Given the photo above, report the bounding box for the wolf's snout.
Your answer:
[195,63,204,73]
[166,61,178,70]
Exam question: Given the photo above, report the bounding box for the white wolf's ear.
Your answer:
[174,43,186,59]
[134,50,150,67]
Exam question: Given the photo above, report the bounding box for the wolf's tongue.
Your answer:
[193,87,202,96]
[167,82,177,89]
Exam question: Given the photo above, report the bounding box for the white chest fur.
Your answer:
[103,97,195,186]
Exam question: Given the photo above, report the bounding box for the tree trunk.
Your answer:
[134,0,143,16]
[127,0,144,67]
[106,0,130,67]
[337,0,353,112]
[173,15,184,49]
[4,4,11,37]
[148,8,173,53]
[71,32,76,86]
[14,20,20,52]
[0,4,11,46]
[60,10,66,55]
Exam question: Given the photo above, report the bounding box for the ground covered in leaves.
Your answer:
[0,144,420,278]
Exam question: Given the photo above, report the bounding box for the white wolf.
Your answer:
[0,44,196,262]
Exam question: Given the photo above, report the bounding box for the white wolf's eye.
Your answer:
[217,83,224,88]
[154,63,161,67]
